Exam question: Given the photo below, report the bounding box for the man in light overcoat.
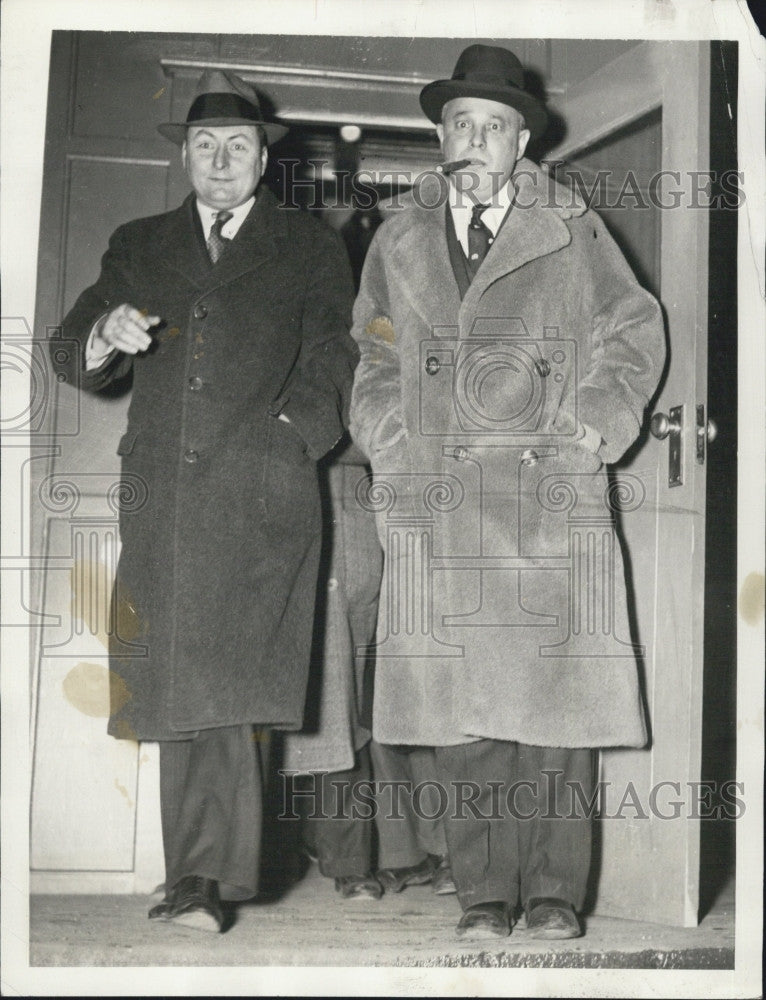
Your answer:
[349,44,666,940]
[53,70,358,931]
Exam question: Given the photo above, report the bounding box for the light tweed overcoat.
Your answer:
[349,159,666,749]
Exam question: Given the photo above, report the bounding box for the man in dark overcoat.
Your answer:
[52,70,358,931]
[349,46,666,940]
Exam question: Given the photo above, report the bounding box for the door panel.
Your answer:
[31,33,169,892]
[549,40,710,926]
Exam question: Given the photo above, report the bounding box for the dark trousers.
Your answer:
[369,740,448,868]
[159,724,264,899]
[432,739,594,911]
[301,744,373,878]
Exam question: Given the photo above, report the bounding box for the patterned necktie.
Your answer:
[467,203,493,269]
[207,210,233,264]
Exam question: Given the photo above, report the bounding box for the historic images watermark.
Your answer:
[277,159,746,212]
[278,772,746,823]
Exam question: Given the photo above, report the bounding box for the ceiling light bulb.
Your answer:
[339,124,362,143]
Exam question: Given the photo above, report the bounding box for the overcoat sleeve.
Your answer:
[348,231,406,462]
[274,225,359,460]
[575,210,666,463]
[53,224,136,391]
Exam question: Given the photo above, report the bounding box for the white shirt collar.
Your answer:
[447,179,515,257]
[196,195,255,242]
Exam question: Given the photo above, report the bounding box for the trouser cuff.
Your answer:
[457,884,519,910]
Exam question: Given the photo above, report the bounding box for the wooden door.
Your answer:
[548,40,711,926]
[29,31,185,891]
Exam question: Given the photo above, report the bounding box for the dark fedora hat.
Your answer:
[157,69,288,146]
[420,44,548,139]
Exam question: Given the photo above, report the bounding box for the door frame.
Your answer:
[547,40,711,926]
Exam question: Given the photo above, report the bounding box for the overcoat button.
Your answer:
[535,358,551,377]
[193,303,208,320]
[184,449,199,463]
[453,446,469,461]
[425,356,441,375]
[188,376,203,391]
[520,449,539,466]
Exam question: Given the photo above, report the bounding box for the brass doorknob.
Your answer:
[705,419,718,443]
[650,412,681,440]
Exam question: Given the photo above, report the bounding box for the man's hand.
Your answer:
[95,304,161,355]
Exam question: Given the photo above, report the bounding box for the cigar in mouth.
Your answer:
[436,158,473,175]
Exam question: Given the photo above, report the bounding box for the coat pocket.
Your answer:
[271,413,309,456]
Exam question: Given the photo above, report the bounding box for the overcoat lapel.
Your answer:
[157,189,276,293]
[460,162,573,326]
[156,194,212,291]
[390,164,574,336]
[389,182,462,332]
[203,187,278,290]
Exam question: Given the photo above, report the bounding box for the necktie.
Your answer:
[207,210,233,263]
[467,203,493,270]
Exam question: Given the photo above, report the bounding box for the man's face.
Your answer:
[182,124,267,210]
[437,97,530,202]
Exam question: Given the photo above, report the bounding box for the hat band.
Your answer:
[453,71,524,88]
[186,92,263,125]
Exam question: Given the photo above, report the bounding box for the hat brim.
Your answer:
[157,118,289,146]
[420,80,547,139]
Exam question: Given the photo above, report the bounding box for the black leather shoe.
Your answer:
[377,856,434,893]
[334,874,383,900]
[148,897,174,920]
[148,881,176,920]
[456,901,512,939]
[218,882,257,903]
[525,897,581,939]
[166,875,224,933]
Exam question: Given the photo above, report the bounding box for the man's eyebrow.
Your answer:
[190,129,253,141]
[448,109,508,122]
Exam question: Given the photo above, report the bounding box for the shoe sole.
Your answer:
[527,927,581,940]
[169,908,222,933]
[455,924,511,940]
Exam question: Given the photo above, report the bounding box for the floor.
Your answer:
[30,865,734,970]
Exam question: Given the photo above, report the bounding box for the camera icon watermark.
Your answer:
[1,318,81,439]
[358,314,651,665]
[418,318,577,438]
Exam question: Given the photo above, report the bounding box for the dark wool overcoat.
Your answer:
[55,187,358,741]
[349,159,666,749]
[282,452,382,775]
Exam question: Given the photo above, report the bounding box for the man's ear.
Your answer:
[181,141,188,170]
[517,128,531,161]
[436,124,444,146]
[261,145,268,174]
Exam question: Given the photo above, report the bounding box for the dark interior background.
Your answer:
[700,39,738,917]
